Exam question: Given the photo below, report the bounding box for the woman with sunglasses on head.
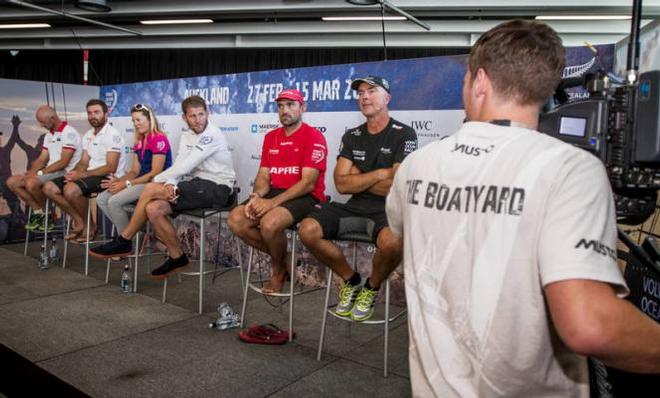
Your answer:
[96,104,172,237]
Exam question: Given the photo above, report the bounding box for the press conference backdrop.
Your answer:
[100,45,613,205]
[94,45,613,307]
[0,78,99,243]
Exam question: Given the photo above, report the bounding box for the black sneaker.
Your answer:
[89,237,133,259]
[150,254,189,279]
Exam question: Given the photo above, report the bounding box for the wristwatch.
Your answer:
[37,170,44,176]
[125,180,132,188]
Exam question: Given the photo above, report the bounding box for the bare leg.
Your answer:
[298,218,353,281]
[43,181,83,237]
[368,227,403,289]
[144,200,181,257]
[228,205,269,253]
[24,176,48,210]
[120,182,169,240]
[63,183,94,238]
[258,208,294,293]
[7,175,41,211]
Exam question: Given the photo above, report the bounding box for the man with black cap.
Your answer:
[228,89,328,293]
[298,76,417,321]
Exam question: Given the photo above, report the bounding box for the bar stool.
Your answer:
[23,198,68,267]
[161,188,243,314]
[62,194,109,275]
[316,217,406,377]
[240,225,323,342]
[103,215,155,293]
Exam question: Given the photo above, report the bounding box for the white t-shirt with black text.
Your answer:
[386,121,628,398]
[81,123,128,177]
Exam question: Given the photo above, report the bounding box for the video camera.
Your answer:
[538,1,660,225]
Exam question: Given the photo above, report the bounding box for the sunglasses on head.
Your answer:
[132,103,151,113]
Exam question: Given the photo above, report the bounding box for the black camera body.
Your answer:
[539,70,660,224]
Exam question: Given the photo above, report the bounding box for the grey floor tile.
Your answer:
[348,322,410,379]
[0,285,195,362]
[40,316,336,398]
[270,359,411,398]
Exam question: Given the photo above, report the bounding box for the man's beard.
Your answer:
[281,116,300,127]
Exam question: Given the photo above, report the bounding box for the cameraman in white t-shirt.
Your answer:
[386,20,660,397]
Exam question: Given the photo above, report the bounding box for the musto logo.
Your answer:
[575,239,617,260]
[251,123,279,134]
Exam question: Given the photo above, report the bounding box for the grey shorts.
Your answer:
[37,170,66,183]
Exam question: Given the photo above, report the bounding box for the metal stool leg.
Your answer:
[317,268,333,361]
[84,202,92,276]
[146,224,152,272]
[62,216,71,269]
[133,232,140,292]
[240,247,254,328]
[105,258,111,283]
[43,199,50,256]
[289,232,296,341]
[23,207,32,256]
[347,241,359,338]
[198,217,205,314]
[162,278,168,303]
[236,236,245,295]
[384,278,390,377]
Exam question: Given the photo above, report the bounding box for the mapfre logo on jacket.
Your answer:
[269,166,300,175]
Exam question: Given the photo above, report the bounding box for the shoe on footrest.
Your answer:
[335,280,363,317]
[149,254,189,279]
[25,213,44,231]
[89,237,132,259]
[351,287,378,321]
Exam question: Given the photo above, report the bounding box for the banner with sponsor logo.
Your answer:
[99,45,612,304]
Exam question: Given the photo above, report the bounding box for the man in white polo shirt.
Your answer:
[386,20,660,397]
[6,105,82,232]
[44,99,127,242]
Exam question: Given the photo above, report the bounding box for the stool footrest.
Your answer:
[326,308,407,325]
[247,282,323,297]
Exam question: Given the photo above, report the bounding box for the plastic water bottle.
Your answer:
[49,235,58,262]
[39,243,49,270]
[209,303,240,330]
[121,264,131,293]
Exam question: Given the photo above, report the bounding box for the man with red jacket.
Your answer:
[229,89,328,293]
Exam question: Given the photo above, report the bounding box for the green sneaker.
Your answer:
[25,213,44,231]
[36,218,54,233]
[335,281,363,317]
[351,287,378,321]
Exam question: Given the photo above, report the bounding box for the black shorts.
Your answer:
[306,199,388,243]
[241,188,319,224]
[171,178,231,213]
[50,175,105,197]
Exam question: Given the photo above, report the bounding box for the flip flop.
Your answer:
[238,324,295,345]
[261,268,294,294]
[65,230,83,241]
[75,230,96,244]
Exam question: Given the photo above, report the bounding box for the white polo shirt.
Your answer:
[43,122,82,171]
[81,123,128,177]
[386,121,628,398]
